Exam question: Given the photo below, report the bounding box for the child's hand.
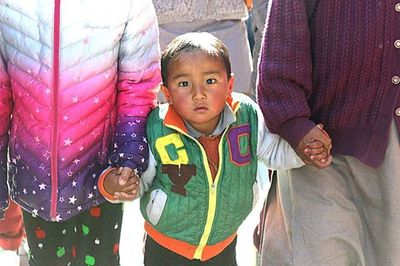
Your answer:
[304,140,332,168]
[113,177,139,201]
[117,166,134,185]
[103,168,139,201]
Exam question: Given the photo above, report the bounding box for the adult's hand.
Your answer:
[296,124,332,169]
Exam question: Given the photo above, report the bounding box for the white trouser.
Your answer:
[261,121,400,266]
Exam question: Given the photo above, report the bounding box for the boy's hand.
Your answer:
[113,177,139,201]
[296,124,332,169]
[118,166,134,185]
[103,168,139,201]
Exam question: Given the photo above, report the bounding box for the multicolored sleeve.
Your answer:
[108,0,161,175]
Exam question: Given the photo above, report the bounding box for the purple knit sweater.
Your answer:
[257,1,400,168]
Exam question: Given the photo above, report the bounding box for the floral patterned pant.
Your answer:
[22,202,123,266]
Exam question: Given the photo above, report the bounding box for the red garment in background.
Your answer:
[0,200,25,250]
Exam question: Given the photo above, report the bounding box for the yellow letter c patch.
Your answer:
[155,133,189,165]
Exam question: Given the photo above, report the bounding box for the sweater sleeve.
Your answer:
[108,0,162,174]
[0,35,11,218]
[257,0,316,148]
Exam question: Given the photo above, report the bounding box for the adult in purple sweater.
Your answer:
[257,1,400,265]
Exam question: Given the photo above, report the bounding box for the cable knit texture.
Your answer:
[258,1,400,168]
[0,0,161,221]
[153,0,248,25]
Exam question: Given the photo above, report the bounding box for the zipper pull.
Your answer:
[211,183,216,194]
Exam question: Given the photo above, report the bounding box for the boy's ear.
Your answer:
[227,74,235,96]
[161,84,172,104]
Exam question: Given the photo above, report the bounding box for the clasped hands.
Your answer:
[296,124,332,169]
[103,167,140,201]
[102,124,332,200]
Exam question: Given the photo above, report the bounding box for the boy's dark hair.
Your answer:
[161,32,232,86]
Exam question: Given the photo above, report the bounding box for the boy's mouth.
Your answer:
[193,105,208,112]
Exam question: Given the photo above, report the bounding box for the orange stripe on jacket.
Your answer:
[144,222,237,261]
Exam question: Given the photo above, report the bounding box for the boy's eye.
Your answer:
[206,78,216,85]
[178,81,190,87]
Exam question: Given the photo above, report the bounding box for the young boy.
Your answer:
[98,32,331,265]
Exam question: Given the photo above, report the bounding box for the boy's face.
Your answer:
[163,50,234,135]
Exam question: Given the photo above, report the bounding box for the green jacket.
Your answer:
[141,94,259,259]
[139,93,304,260]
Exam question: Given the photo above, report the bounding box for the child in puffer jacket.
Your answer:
[0,0,161,265]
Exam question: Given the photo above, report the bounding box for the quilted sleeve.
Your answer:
[0,34,11,218]
[108,0,161,175]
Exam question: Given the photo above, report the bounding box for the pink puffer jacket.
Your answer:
[0,0,161,221]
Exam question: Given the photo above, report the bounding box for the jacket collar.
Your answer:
[161,96,240,136]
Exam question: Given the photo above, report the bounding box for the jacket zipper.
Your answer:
[191,129,227,259]
[50,0,61,220]
[166,125,230,259]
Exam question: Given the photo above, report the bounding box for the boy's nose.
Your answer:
[192,84,206,100]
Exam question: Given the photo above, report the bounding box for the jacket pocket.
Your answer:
[146,189,167,225]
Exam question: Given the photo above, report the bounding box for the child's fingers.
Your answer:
[305,139,332,155]
[120,167,132,177]
[129,174,138,179]
[305,140,324,149]
[324,155,332,165]
[119,167,132,186]
[120,183,138,193]
[311,154,332,169]
[116,176,139,193]
[125,177,139,186]
[309,149,329,161]
[304,141,326,155]
[117,167,123,175]
[114,191,137,201]
[305,146,326,156]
